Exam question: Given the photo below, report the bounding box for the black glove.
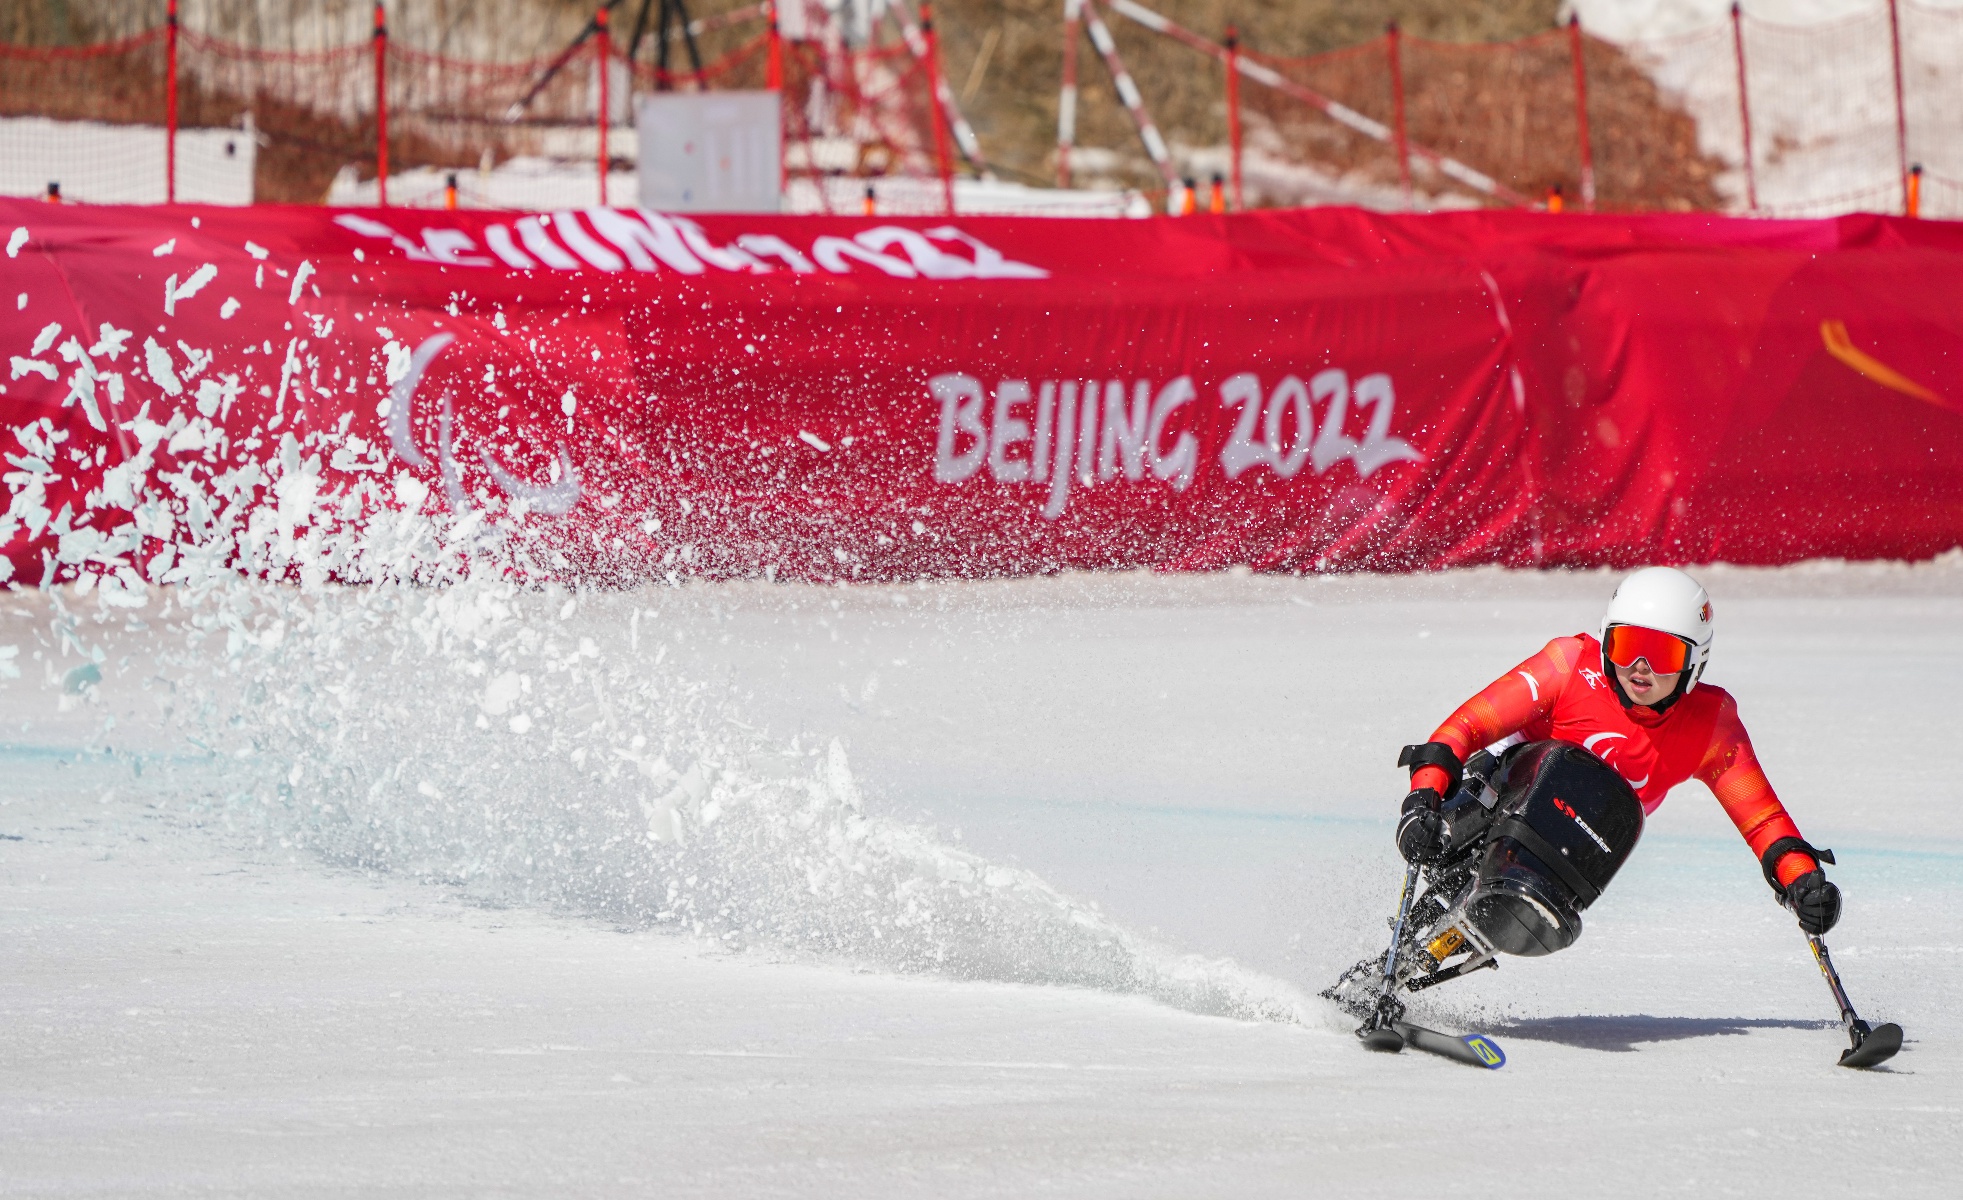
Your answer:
[1396,789,1447,864]
[1784,869,1842,936]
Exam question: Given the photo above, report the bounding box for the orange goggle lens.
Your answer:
[1603,625,1691,674]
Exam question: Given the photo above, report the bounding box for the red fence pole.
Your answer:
[1568,14,1595,211]
[1731,2,1758,213]
[768,1,784,89]
[1386,21,1410,207]
[768,2,784,200]
[597,6,611,207]
[1058,0,1082,188]
[166,0,178,204]
[1225,24,1242,211]
[923,5,956,216]
[1887,0,1910,213]
[374,3,388,206]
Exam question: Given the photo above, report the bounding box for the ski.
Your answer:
[1837,1021,1903,1069]
[1356,1019,1506,1068]
[1395,1021,1507,1069]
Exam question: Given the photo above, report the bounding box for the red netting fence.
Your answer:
[8,2,1963,217]
[1098,0,1963,217]
[0,5,956,213]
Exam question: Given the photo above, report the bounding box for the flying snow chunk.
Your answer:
[244,241,269,260]
[220,298,240,319]
[163,264,218,316]
[6,228,26,257]
[61,662,101,696]
[89,324,132,360]
[143,338,183,396]
[152,239,176,257]
[798,431,832,452]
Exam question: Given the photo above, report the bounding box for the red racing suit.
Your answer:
[1412,633,1817,888]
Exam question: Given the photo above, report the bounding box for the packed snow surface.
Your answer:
[3,560,1961,1196]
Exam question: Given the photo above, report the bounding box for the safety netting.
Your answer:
[1099,0,1963,217]
[1236,28,1721,212]
[0,31,180,204]
[0,5,956,214]
[779,34,949,215]
[11,2,1963,218]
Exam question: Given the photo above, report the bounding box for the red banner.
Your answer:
[4,199,1963,585]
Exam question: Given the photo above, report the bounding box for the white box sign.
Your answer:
[636,91,781,214]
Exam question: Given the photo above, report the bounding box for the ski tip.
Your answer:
[1462,1034,1506,1069]
[1838,1022,1904,1070]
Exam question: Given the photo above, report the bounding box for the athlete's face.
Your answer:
[1613,658,1681,706]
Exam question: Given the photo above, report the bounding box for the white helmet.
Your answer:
[1600,566,1714,691]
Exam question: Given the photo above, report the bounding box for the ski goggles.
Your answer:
[1603,624,1692,674]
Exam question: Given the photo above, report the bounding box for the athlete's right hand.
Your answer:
[1396,789,1448,864]
[1784,869,1842,935]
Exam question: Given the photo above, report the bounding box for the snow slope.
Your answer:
[3,560,1960,1196]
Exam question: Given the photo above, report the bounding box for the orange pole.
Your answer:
[922,4,956,217]
[597,6,611,207]
[374,3,388,206]
[1907,163,1922,218]
[166,0,178,204]
[1225,24,1242,211]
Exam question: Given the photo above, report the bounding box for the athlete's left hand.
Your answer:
[1784,869,1842,936]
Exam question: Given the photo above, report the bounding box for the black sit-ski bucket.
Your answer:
[1465,740,1645,957]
